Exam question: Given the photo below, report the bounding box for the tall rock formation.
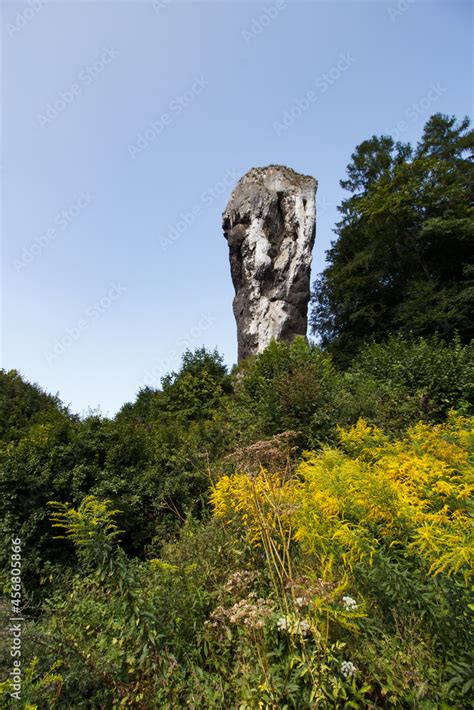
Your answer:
[223,165,317,361]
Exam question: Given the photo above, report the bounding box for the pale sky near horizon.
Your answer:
[1,0,472,416]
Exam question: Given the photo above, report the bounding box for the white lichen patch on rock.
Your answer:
[223,165,317,361]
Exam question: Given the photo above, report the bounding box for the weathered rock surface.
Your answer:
[223,165,317,361]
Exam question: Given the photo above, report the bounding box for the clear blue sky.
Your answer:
[1,0,472,416]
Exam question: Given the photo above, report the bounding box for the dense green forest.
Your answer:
[1,115,473,708]
[311,114,473,360]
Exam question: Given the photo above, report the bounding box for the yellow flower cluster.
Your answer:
[210,469,296,545]
[303,414,473,580]
[211,414,473,582]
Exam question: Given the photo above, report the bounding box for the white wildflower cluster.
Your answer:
[210,593,274,630]
[340,660,357,678]
[299,619,311,636]
[342,595,358,610]
[276,615,311,637]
